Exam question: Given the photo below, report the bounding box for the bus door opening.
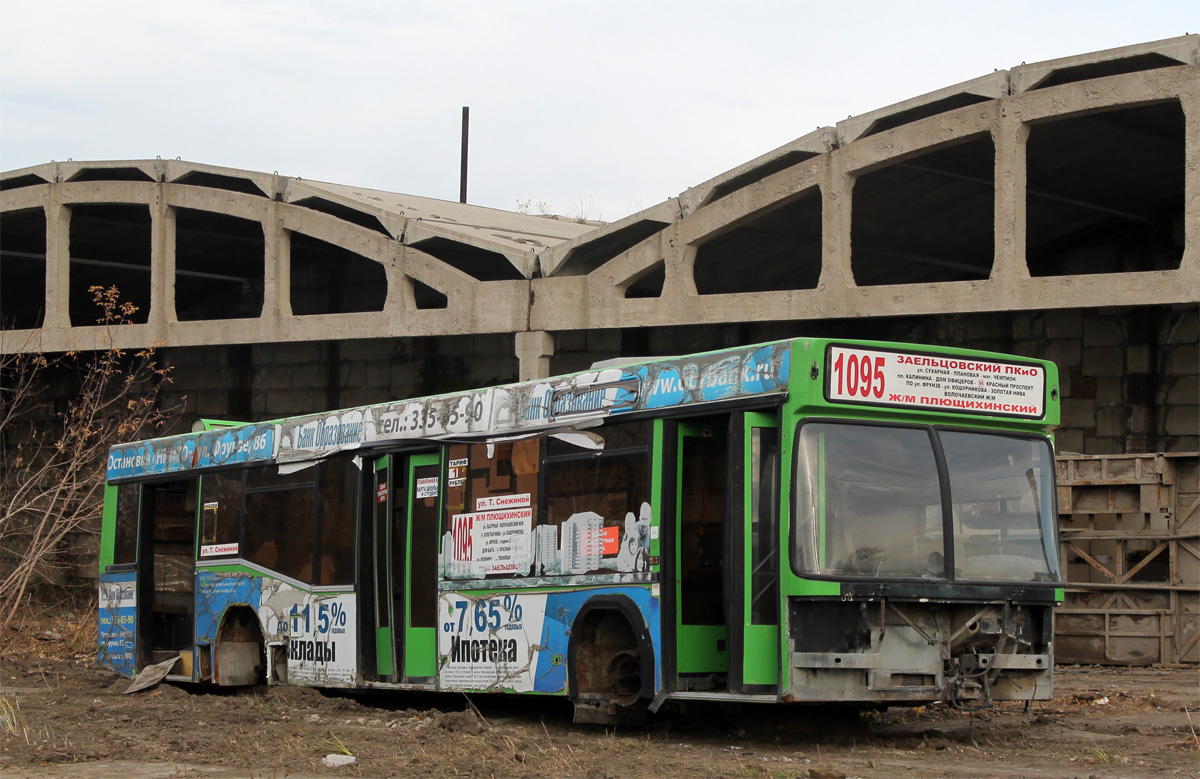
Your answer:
[675,418,729,688]
[136,479,198,671]
[404,453,440,683]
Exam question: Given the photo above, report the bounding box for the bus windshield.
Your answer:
[792,422,1060,583]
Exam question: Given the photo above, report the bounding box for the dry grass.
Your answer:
[0,694,31,743]
[1,591,98,663]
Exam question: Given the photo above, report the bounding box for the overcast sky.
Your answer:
[1,1,1196,220]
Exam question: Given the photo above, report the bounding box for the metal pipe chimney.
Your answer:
[459,106,469,204]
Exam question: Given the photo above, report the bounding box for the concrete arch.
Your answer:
[530,41,1198,334]
[1,37,1196,450]
[1,162,593,351]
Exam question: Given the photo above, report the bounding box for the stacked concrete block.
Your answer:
[1159,308,1199,452]
[538,306,1193,457]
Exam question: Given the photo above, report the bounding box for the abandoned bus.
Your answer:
[98,338,1064,721]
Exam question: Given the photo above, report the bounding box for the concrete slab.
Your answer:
[836,72,1009,145]
[1010,34,1199,93]
[678,126,836,215]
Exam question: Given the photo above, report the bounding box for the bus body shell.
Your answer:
[99,337,1062,719]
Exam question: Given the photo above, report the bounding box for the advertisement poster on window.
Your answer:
[445,506,534,578]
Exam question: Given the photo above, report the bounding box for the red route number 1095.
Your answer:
[831,350,886,399]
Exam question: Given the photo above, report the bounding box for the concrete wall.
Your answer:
[158,334,520,428]
[547,305,1198,455]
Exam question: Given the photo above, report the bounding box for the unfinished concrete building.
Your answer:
[2,36,1198,663]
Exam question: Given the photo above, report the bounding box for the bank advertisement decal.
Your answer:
[826,345,1046,419]
[437,587,660,694]
[634,342,789,409]
[98,572,138,678]
[259,581,357,686]
[439,592,546,691]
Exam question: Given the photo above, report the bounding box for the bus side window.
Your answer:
[316,456,358,585]
[112,483,140,565]
[542,421,650,577]
[443,439,541,579]
[244,466,316,582]
[199,471,243,557]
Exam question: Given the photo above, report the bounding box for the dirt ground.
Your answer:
[2,615,1198,779]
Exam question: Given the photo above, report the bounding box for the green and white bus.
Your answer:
[99,337,1063,722]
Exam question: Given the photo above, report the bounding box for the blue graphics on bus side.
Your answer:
[98,571,138,678]
[106,424,276,481]
[194,571,262,644]
[106,342,792,481]
[631,343,790,410]
[437,587,661,695]
[531,588,661,694]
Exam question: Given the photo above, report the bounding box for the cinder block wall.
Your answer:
[158,333,520,430]
[550,304,1198,455]
[41,304,1200,453]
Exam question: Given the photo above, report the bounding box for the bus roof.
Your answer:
[106,340,790,481]
[106,338,1056,482]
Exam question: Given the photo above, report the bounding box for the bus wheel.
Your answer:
[215,606,266,687]
[569,598,653,725]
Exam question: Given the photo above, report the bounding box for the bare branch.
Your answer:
[0,286,184,632]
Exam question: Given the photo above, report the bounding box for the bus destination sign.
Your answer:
[826,345,1046,419]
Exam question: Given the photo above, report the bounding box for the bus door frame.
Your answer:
[724,411,781,694]
[135,477,199,670]
[402,451,440,682]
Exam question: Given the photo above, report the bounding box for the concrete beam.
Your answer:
[516,330,554,381]
[836,72,1009,145]
[1010,34,1199,93]
[3,44,1197,359]
[678,127,836,215]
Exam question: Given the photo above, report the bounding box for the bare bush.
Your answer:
[0,286,181,632]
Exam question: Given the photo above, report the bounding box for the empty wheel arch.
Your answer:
[214,605,266,686]
[567,595,656,723]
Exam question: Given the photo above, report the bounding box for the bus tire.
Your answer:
[215,606,266,687]
[567,596,654,724]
